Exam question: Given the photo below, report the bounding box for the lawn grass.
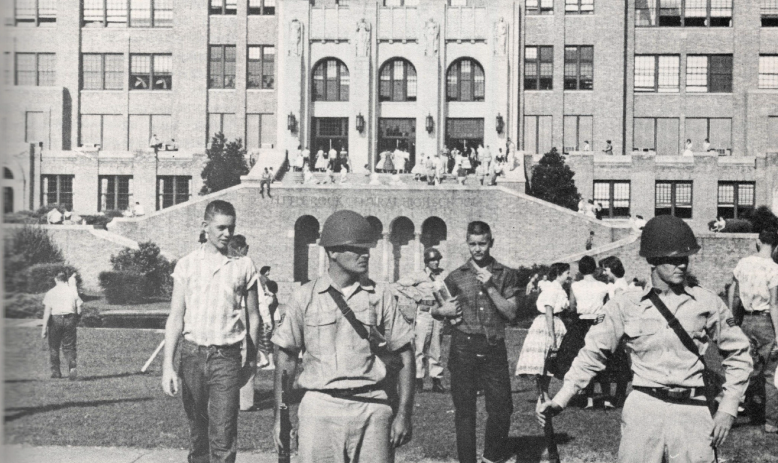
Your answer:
[4,326,776,462]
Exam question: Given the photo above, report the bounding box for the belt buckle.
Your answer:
[666,388,690,400]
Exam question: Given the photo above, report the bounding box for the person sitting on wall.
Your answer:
[47,207,63,225]
[133,201,146,217]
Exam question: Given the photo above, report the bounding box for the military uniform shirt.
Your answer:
[554,285,753,417]
[271,274,414,391]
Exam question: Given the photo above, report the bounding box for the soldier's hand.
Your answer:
[435,296,461,318]
[161,365,179,397]
[41,327,48,339]
[390,411,412,448]
[711,411,735,448]
[535,397,562,427]
[272,419,282,453]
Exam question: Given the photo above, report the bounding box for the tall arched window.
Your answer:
[379,58,417,102]
[312,58,349,101]
[446,58,485,101]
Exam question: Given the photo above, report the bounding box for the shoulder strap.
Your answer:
[327,287,370,341]
[647,291,706,364]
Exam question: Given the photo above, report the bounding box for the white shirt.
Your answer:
[536,280,569,314]
[571,278,609,316]
[607,277,629,299]
[733,255,778,313]
[133,204,145,216]
[44,283,80,315]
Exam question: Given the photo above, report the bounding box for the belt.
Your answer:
[418,300,436,307]
[309,382,385,397]
[633,386,707,405]
[743,311,770,317]
[184,339,241,353]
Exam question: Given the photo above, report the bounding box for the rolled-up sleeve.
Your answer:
[270,287,305,352]
[555,300,624,408]
[707,297,753,417]
[501,268,520,300]
[381,286,414,352]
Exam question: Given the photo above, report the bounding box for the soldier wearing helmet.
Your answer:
[537,215,753,463]
[271,210,415,463]
[393,247,448,394]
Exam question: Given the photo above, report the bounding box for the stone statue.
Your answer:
[355,18,371,57]
[289,19,302,56]
[423,19,439,56]
[494,17,508,56]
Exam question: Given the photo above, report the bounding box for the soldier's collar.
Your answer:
[640,284,696,301]
[315,274,375,294]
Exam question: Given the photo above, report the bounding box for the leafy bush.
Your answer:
[79,306,103,327]
[110,242,174,298]
[749,205,778,235]
[4,293,45,318]
[528,147,581,211]
[4,226,65,293]
[3,211,41,224]
[200,132,250,195]
[99,271,149,304]
[21,263,82,294]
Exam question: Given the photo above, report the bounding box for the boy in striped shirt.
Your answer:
[161,200,260,463]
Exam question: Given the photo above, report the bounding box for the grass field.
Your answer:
[4,326,777,463]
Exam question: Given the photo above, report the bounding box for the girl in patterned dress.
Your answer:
[515,263,570,386]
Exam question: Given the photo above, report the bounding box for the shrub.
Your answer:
[110,242,174,298]
[4,293,45,319]
[2,212,40,224]
[99,271,149,304]
[81,215,113,229]
[22,263,82,294]
[200,132,250,195]
[749,205,778,235]
[4,226,65,292]
[79,306,103,327]
[528,147,581,211]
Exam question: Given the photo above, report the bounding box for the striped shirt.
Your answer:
[173,245,259,347]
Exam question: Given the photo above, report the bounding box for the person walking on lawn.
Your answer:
[271,210,415,463]
[443,221,520,463]
[161,200,261,463]
[41,272,82,380]
[729,228,778,434]
[537,215,753,463]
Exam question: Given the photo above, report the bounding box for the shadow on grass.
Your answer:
[508,433,574,463]
[5,371,147,384]
[4,397,154,422]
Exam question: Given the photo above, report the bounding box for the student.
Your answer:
[161,200,261,463]
[42,272,82,380]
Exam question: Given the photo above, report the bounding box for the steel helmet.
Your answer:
[423,247,443,263]
[639,215,700,258]
[319,210,376,248]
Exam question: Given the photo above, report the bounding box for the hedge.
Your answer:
[4,293,45,318]
[99,271,149,305]
[20,263,82,294]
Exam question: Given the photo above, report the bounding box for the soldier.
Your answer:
[272,210,415,463]
[394,247,447,394]
[537,215,753,463]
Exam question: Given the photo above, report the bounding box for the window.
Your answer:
[636,0,732,27]
[98,175,132,212]
[156,176,191,210]
[446,58,485,102]
[717,182,755,219]
[379,58,417,102]
[246,113,276,149]
[764,0,778,26]
[564,46,593,90]
[13,0,56,26]
[210,0,237,15]
[524,46,553,90]
[41,175,74,208]
[248,0,275,15]
[82,54,124,90]
[129,0,172,27]
[524,115,553,154]
[634,117,680,155]
[684,118,731,155]
[209,45,236,89]
[312,58,349,102]
[527,0,553,15]
[655,181,693,218]
[129,114,171,150]
[208,113,237,143]
[448,0,468,6]
[15,53,55,86]
[83,0,170,27]
[385,0,418,5]
[686,55,732,93]
[130,54,172,90]
[563,115,593,153]
[634,55,679,92]
[565,0,593,14]
[25,111,45,143]
[247,45,274,89]
[593,181,630,218]
[80,114,124,150]
[759,55,778,89]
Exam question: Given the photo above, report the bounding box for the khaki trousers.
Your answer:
[619,390,715,463]
[414,309,444,380]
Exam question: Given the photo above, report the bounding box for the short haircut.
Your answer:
[228,235,248,251]
[599,256,625,278]
[266,280,278,294]
[578,256,597,275]
[547,263,570,280]
[260,266,271,275]
[55,272,67,282]
[466,221,492,240]
[759,228,778,247]
[204,200,236,221]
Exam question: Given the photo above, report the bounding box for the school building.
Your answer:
[3,0,778,222]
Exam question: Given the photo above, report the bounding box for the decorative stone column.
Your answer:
[382,232,391,281]
[318,227,327,277]
[414,232,422,272]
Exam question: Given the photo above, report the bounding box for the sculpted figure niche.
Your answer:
[355,18,371,57]
[289,19,302,56]
[494,17,508,56]
[423,18,439,56]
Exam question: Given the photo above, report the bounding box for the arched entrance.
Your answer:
[389,217,415,282]
[421,216,448,266]
[365,216,384,280]
[294,215,320,283]
[4,167,15,214]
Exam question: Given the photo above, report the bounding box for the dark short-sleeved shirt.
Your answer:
[444,258,520,341]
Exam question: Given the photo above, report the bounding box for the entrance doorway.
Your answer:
[4,187,13,214]
[377,118,416,172]
[445,118,484,156]
[311,118,348,166]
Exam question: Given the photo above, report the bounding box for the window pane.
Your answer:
[657,55,679,92]
[709,55,732,93]
[130,55,151,89]
[84,0,104,23]
[407,64,417,99]
[524,47,538,90]
[262,46,274,89]
[154,0,173,27]
[107,0,128,24]
[339,62,349,101]
[130,0,152,27]
[223,46,236,89]
[612,181,630,217]
[686,56,708,92]
[104,54,124,89]
[563,116,577,153]
[313,62,325,100]
[209,46,224,88]
[247,46,262,89]
[37,54,56,86]
[636,0,657,26]
[153,54,172,90]
[16,53,36,85]
[83,54,103,89]
[634,56,656,91]
[759,56,778,89]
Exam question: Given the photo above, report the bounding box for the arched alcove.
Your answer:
[294,215,320,283]
[389,216,415,282]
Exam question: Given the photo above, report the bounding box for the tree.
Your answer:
[200,132,250,195]
[528,147,580,211]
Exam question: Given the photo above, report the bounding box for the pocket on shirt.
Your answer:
[623,319,662,357]
[305,309,338,355]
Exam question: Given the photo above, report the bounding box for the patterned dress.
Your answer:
[515,280,568,376]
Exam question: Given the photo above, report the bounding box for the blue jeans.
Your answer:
[448,330,513,463]
[741,313,778,428]
[179,339,242,463]
[48,314,78,376]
